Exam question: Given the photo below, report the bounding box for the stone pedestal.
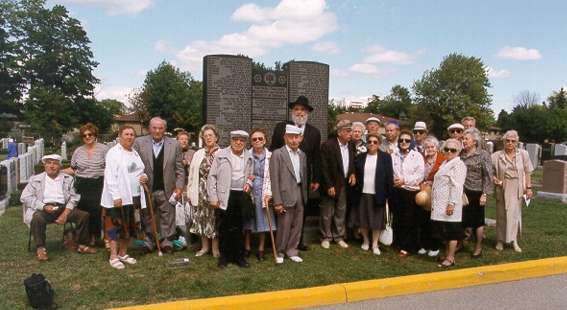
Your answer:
[538,160,567,203]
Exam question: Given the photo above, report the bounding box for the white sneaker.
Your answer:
[512,241,522,253]
[109,258,125,270]
[427,250,440,257]
[118,255,137,265]
[289,256,303,263]
[417,248,427,255]
[372,247,381,256]
[361,243,370,251]
[275,256,284,264]
[495,242,504,251]
[337,240,349,248]
[321,240,330,249]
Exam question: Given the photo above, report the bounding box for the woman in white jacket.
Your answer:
[431,138,467,268]
[101,126,148,269]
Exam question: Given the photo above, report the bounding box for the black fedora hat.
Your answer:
[288,95,314,111]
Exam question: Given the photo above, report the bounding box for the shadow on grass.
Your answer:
[1,195,566,309]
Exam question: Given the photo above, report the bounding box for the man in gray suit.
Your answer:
[270,125,308,264]
[134,117,185,253]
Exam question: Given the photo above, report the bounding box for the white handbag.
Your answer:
[379,201,393,246]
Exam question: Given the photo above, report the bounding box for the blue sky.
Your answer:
[50,0,567,113]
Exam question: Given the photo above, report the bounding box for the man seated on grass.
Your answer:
[21,154,97,261]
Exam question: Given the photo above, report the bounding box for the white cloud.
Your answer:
[486,66,511,79]
[363,45,414,65]
[59,0,153,15]
[154,40,171,53]
[349,63,378,75]
[312,41,340,54]
[175,0,337,73]
[330,68,350,78]
[497,46,542,61]
[94,84,133,103]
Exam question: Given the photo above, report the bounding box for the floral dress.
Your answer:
[189,150,217,238]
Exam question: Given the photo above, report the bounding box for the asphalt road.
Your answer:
[309,274,567,310]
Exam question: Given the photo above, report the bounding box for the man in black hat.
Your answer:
[270,95,321,251]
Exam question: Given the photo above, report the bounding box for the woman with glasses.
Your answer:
[447,123,465,141]
[491,130,533,252]
[352,133,393,255]
[243,128,277,261]
[431,138,467,267]
[391,130,424,257]
[64,123,108,246]
[461,128,493,258]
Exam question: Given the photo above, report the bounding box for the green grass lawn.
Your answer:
[1,169,565,309]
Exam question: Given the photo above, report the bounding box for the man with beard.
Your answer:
[270,95,321,251]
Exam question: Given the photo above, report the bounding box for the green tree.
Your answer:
[364,85,415,121]
[141,62,203,132]
[0,2,24,116]
[548,88,567,110]
[413,53,493,138]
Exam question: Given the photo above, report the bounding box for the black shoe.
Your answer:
[162,246,173,254]
[471,250,482,259]
[217,257,228,269]
[243,249,251,257]
[298,244,309,251]
[256,251,265,261]
[237,258,250,268]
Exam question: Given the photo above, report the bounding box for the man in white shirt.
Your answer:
[21,154,96,261]
[319,120,356,249]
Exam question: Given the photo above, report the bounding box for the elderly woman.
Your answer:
[208,130,254,268]
[416,135,445,257]
[431,138,467,267]
[243,128,277,261]
[176,131,195,240]
[352,133,393,255]
[461,128,493,257]
[101,126,147,269]
[492,130,533,252]
[352,122,367,156]
[391,130,424,257]
[64,123,108,246]
[188,125,220,257]
[177,131,196,176]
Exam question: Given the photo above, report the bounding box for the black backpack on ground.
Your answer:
[23,273,55,309]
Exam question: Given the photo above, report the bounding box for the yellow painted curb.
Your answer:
[112,256,567,310]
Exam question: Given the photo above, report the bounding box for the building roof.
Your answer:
[336,112,398,124]
[113,113,142,122]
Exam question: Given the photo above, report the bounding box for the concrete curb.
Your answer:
[112,256,567,310]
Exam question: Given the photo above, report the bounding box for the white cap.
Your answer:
[42,154,62,163]
[365,117,381,125]
[447,123,465,131]
[285,124,302,135]
[413,121,427,131]
[230,130,249,139]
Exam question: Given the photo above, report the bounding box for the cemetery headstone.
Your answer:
[538,159,567,203]
[61,141,67,161]
[526,143,542,168]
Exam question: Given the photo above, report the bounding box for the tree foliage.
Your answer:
[413,53,493,138]
[364,85,416,121]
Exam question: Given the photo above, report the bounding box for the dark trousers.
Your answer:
[142,190,175,249]
[392,188,419,253]
[30,207,90,249]
[217,191,245,263]
[416,208,439,251]
[75,176,104,239]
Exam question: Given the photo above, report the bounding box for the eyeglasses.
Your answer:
[444,148,459,153]
[399,138,411,143]
[82,133,93,138]
[449,129,463,134]
[413,130,425,135]
[367,140,379,145]
[505,139,517,143]
[251,137,264,142]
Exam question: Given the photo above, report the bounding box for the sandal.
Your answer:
[77,245,97,254]
[36,248,48,262]
[437,258,455,268]
[118,255,137,265]
[195,248,209,257]
[109,258,125,270]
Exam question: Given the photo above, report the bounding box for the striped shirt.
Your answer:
[461,149,493,194]
[70,143,108,178]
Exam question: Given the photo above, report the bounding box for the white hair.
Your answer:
[352,122,365,131]
[149,116,167,128]
[502,130,519,141]
[464,128,482,147]
[443,138,463,153]
[424,135,439,149]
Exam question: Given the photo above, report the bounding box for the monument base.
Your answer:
[537,191,567,204]
[0,198,8,216]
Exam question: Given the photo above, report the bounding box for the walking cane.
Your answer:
[143,184,163,257]
[264,197,278,263]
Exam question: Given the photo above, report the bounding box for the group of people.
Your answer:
[20,96,534,270]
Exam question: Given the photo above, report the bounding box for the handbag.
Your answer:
[24,273,55,309]
[379,201,393,246]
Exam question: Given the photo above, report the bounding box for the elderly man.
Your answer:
[413,121,428,154]
[208,130,253,268]
[21,154,96,261]
[365,117,382,137]
[462,116,476,129]
[270,125,309,263]
[447,123,465,141]
[381,121,400,154]
[319,120,356,249]
[134,117,185,254]
[352,121,367,155]
[271,95,321,251]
